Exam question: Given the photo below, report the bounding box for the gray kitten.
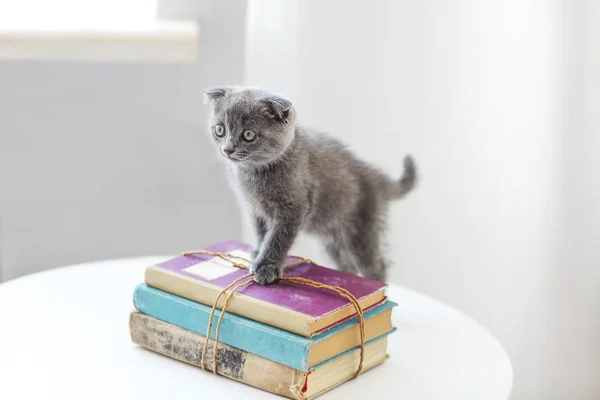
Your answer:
[203,86,417,285]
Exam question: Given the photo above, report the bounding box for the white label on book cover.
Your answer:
[183,249,252,280]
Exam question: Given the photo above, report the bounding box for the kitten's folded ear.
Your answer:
[203,87,232,104]
[262,95,293,123]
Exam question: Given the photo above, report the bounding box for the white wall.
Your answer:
[0,0,247,281]
[244,1,599,398]
[549,1,600,396]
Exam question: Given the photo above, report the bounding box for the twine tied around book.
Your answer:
[180,250,366,380]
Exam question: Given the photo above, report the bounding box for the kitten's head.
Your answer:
[203,86,297,166]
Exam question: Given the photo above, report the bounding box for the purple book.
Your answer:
[144,240,388,337]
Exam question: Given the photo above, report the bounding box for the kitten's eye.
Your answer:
[214,124,226,138]
[242,130,257,142]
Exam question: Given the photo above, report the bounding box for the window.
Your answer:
[0,0,199,62]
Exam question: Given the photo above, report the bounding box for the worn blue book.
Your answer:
[133,283,397,371]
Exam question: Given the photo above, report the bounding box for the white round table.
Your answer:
[0,257,512,400]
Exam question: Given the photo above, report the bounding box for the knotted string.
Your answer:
[180,249,366,379]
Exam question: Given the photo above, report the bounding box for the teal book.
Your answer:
[133,283,396,371]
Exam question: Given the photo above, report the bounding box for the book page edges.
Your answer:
[308,309,393,367]
[306,354,389,399]
[304,337,389,398]
[309,288,386,335]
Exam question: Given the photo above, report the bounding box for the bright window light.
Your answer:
[0,0,198,62]
[0,0,159,30]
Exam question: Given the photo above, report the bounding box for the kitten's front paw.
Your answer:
[252,261,281,285]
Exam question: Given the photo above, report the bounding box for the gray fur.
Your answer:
[203,86,417,285]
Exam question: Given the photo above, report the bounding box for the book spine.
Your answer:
[129,312,308,400]
[133,283,312,371]
[145,266,312,337]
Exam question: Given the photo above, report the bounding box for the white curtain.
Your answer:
[244,1,600,398]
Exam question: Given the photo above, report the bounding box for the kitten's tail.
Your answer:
[390,155,417,200]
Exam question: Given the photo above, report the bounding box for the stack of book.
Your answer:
[129,240,397,399]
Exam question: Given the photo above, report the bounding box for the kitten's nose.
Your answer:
[223,148,234,155]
